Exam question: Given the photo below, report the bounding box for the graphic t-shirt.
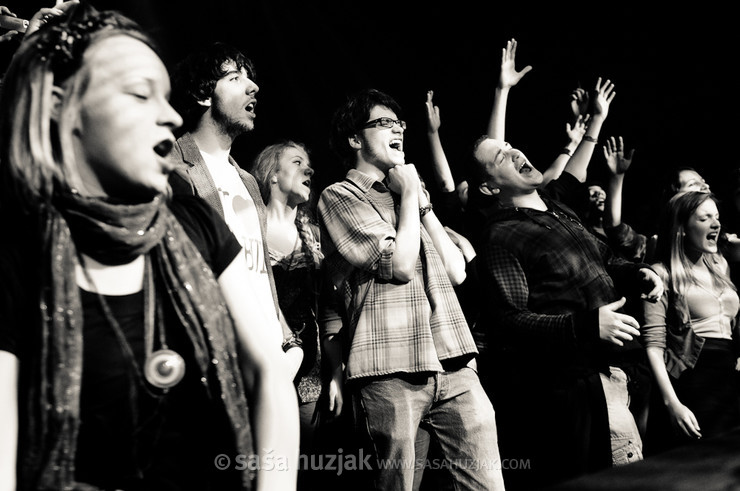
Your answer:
[200,150,278,324]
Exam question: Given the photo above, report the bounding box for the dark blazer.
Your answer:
[167,132,282,320]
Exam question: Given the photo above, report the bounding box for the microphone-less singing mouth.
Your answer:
[154,139,174,157]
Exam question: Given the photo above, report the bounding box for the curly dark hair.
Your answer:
[329,88,403,169]
[169,41,256,133]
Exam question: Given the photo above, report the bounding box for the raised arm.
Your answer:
[564,77,616,182]
[601,136,649,262]
[23,1,79,38]
[487,38,532,140]
[541,112,589,187]
[425,90,455,193]
[570,87,590,127]
[603,136,635,228]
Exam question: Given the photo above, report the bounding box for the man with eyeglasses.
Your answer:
[318,88,505,490]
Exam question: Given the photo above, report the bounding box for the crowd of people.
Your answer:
[1,3,739,491]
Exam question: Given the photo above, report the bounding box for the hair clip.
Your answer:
[33,6,130,80]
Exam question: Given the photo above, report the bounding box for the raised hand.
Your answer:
[425,90,441,134]
[592,77,616,120]
[26,0,79,37]
[598,297,640,347]
[603,136,636,175]
[498,38,533,90]
[566,114,589,146]
[570,87,590,122]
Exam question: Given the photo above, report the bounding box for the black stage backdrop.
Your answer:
[3,1,738,234]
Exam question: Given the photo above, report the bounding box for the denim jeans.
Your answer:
[600,366,643,466]
[352,366,505,490]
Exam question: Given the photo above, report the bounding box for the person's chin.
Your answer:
[231,119,254,136]
[148,176,170,197]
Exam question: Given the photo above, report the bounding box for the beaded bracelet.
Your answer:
[560,148,572,156]
[583,136,597,143]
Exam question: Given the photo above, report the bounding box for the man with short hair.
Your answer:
[470,87,664,487]
[318,88,505,490]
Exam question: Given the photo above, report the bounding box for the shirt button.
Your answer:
[627,452,633,458]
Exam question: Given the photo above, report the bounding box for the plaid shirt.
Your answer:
[318,169,477,381]
[477,174,649,370]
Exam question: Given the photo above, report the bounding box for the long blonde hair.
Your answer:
[251,140,323,268]
[0,3,157,210]
[655,191,735,299]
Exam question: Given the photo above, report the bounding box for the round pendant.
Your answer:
[144,349,186,389]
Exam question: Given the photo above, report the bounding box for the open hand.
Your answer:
[598,297,640,347]
[592,77,616,120]
[603,136,636,175]
[498,38,532,90]
[425,90,441,134]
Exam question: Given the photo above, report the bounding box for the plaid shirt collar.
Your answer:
[346,168,391,193]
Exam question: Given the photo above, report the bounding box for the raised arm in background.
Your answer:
[425,90,455,193]
[486,38,532,140]
[603,136,635,228]
[541,108,589,187]
[564,77,616,182]
[602,135,647,262]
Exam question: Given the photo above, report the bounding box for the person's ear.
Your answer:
[349,134,361,150]
[270,174,278,184]
[479,181,500,196]
[50,86,65,123]
[197,97,212,108]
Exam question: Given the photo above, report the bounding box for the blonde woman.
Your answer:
[0,4,298,490]
[643,191,740,448]
[252,141,342,490]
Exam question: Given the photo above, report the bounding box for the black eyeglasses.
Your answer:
[361,117,407,131]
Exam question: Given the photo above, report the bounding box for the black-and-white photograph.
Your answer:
[1,1,738,490]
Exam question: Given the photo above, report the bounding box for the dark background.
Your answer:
[3,1,738,234]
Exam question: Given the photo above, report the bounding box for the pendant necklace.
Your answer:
[80,254,186,393]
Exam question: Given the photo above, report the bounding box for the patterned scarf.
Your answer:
[22,191,254,490]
